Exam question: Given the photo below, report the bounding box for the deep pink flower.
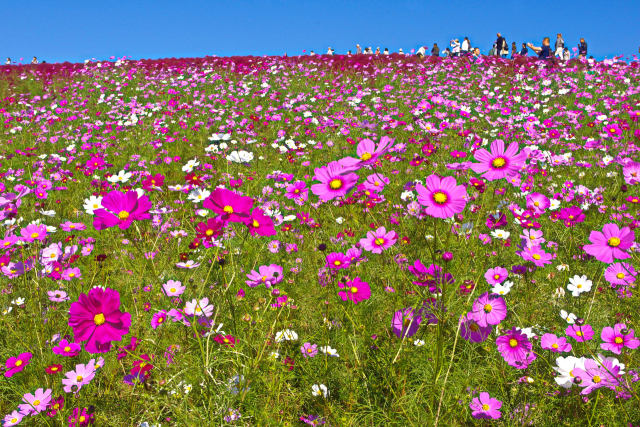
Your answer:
[311,161,359,201]
[19,224,48,243]
[338,277,371,305]
[203,187,254,223]
[245,208,276,236]
[52,339,81,357]
[600,323,639,354]
[496,327,536,369]
[214,334,237,347]
[583,223,635,263]
[359,226,397,254]
[566,324,595,342]
[415,175,467,218]
[484,267,508,285]
[460,313,492,343]
[326,252,351,269]
[470,292,507,327]
[4,352,32,377]
[391,307,421,338]
[339,136,393,168]
[519,245,553,267]
[540,333,572,353]
[469,392,502,419]
[93,190,152,230]
[195,217,225,241]
[604,262,636,287]
[68,287,131,353]
[470,139,528,181]
[246,264,283,288]
[151,311,168,330]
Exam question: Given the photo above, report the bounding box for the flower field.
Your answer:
[0,54,639,425]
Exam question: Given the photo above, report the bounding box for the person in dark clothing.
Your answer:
[527,37,552,60]
[511,42,517,59]
[519,43,529,56]
[495,33,506,57]
[431,43,439,57]
[578,38,588,57]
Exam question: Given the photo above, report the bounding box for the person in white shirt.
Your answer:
[31,56,38,64]
[451,39,461,57]
[461,37,470,54]
[309,50,316,56]
[5,58,10,65]
[383,48,389,55]
[416,46,426,57]
[399,48,404,54]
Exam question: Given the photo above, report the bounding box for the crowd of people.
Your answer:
[312,34,594,61]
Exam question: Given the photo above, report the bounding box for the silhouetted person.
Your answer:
[431,43,439,56]
[495,33,506,57]
[578,38,588,57]
[519,43,529,56]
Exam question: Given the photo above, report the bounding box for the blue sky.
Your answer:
[2,0,639,63]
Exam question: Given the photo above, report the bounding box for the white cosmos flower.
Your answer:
[107,170,132,183]
[83,195,103,215]
[491,281,513,295]
[560,310,577,324]
[311,384,328,398]
[490,229,510,240]
[553,356,586,388]
[182,158,200,172]
[567,275,592,297]
[226,150,254,163]
[275,329,298,342]
[187,188,211,204]
[319,346,339,357]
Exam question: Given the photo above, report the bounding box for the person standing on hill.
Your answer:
[451,39,461,57]
[578,38,588,57]
[5,57,10,65]
[431,43,440,57]
[356,44,362,54]
[416,46,426,57]
[528,37,552,60]
[461,37,471,54]
[511,42,517,58]
[495,33,506,57]
[519,43,529,56]
[554,33,564,57]
[31,56,39,64]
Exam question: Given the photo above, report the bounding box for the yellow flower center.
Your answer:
[576,331,583,337]
[492,157,506,168]
[433,191,448,204]
[608,237,621,247]
[223,205,234,214]
[350,286,358,293]
[329,179,343,190]
[118,210,130,220]
[333,260,341,266]
[592,375,601,383]
[532,254,541,260]
[552,343,559,349]
[374,238,385,246]
[64,346,71,352]
[30,232,39,238]
[360,152,372,161]
[33,400,40,406]
[77,375,83,382]
[493,274,500,280]
[15,360,22,367]
[482,404,490,411]
[616,273,625,279]
[252,219,260,228]
[170,288,176,293]
[509,338,518,348]
[205,229,214,236]
[615,337,623,344]
[93,313,106,326]
[79,416,86,423]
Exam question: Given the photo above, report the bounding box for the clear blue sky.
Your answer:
[2,0,639,63]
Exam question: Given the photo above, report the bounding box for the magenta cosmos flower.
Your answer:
[415,175,467,218]
[337,277,371,305]
[469,392,502,419]
[203,187,254,223]
[496,327,536,369]
[583,223,635,263]
[566,324,594,342]
[18,388,52,416]
[460,313,492,343]
[359,226,397,254]
[68,287,132,353]
[600,323,640,354]
[311,160,359,202]
[470,139,527,181]
[469,292,507,327]
[540,333,572,353]
[484,267,508,285]
[391,307,421,338]
[245,264,283,288]
[339,136,394,168]
[4,352,32,377]
[93,190,152,230]
[245,208,276,236]
[604,262,637,287]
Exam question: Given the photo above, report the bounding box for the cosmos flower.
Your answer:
[93,190,152,230]
[460,313,492,343]
[62,362,97,394]
[391,307,421,338]
[4,352,32,377]
[470,139,528,181]
[18,388,52,416]
[540,333,572,353]
[359,226,397,254]
[415,175,467,218]
[311,161,359,201]
[600,323,639,354]
[583,223,635,263]
[203,187,254,223]
[603,262,636,287]
[245,264,283,288]
[245,208,277,236]
[52,339,82,357]
[301,342,318,358]
[339,136,393,168]
[496,327,537,369]
[68,287,131,354]
[337,277,371,305]
[566,324,595,342]
[469,293,507,327]
[469,392,502,419]
[484,267,508,285]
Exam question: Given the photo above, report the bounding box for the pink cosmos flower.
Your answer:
[68,287,132,353]
[337,277,371,305]
[391,307,421,338]
[184,297,213,317]
[245,208,277,236]
[566,324,595,342]
[3,410,23,426]
[526,192,550,214]
[245,264,283,288]
[214,334,236,347]
[496,327,537,369]
[62,362,96,394]
[162,280,185,297]
[600,323,639,354]
[19,224,48,243]
[285,181,308,201]
[48,290,69,302]
[622,161,640,185]
[484,267,508,285]
[540,333,572,353]
[195,217,225,241]
[470,139,528,181]
[151,311,168,330]
[4,352,32,377]
[311,161,359,202]
[93,190,152,230]
[339,136,393,168]
[470,292,507,327]
[301,342,318,358]
[604,262,636,287]
[519,245,553,267]
[460,313,492,343]
[60,221,87,232]
[203,187,253,223]
[415,175,467,218]
[18,388,52,415]
[583,223,635,263]
[572,358,616,395]
[362,173,390,193]
[52,339,82,357]
[469,392,502,419]
[359,226,397,254]
[326,252,351,269]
